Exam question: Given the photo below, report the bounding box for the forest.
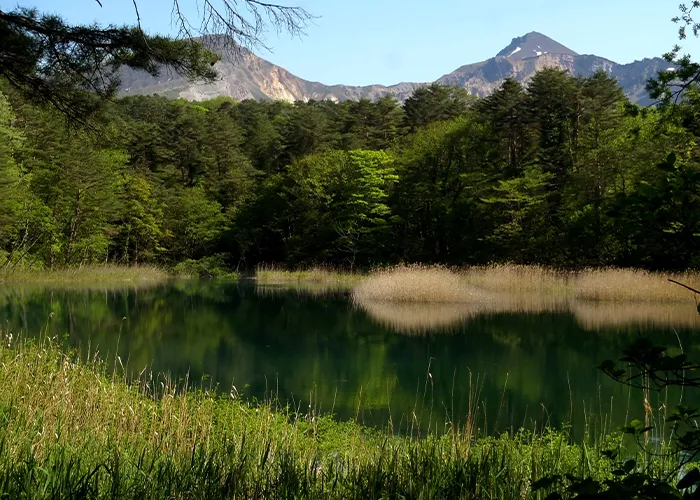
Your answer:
[1,69,699,273]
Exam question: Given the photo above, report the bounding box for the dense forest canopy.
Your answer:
[1,70,699,272]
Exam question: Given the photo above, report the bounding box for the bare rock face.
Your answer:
[118,32,668,105]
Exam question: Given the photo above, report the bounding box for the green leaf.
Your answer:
[677,468,700,489]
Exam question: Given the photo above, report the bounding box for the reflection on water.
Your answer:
[351,293,700,334]
[354,293,569,334]
[0,280,698,439]
[357,301,480,334]
[570,301,700,329]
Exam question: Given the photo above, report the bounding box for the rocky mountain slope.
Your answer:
[118,32,671,105]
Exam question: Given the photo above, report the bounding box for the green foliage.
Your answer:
[0,91,26,256]
[114,175,164,264]
[162,186,226,262]
[482,165,554,262]
[172,254,237,278]
[1,64,700,273]
[476,77,531,177]
[403,82,474,132]
[256,149,398,266]
[391,117,489,262]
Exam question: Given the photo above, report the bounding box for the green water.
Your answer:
[1,280,697,438]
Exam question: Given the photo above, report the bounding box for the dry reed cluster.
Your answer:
[461,264,571,296]
[351,264,486,303]
[571,267,700,302]
[351,264,700,304]
[348,264,700,333]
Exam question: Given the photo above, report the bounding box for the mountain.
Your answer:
[119,37,421,103]
[118,32,672,105]
[495,31,578,59]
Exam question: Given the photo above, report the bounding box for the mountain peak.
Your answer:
[120,30,662,106]
[496,32,578,60]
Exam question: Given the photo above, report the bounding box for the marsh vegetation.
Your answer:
[345,264,700,333]
[0,335,681,499]
[0,264,171,285]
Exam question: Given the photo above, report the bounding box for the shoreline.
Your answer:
[1,263,698,304]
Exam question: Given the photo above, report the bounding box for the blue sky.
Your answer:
[12,0,691,86]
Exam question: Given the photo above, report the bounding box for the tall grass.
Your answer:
[255,264,365,285]
[352,264,487,303]
[461,264,572,296]
[0,264,170,285]
[347,264,700,332]
[0,334,678,498]
[571,267,700,302]
[351,264,700,304]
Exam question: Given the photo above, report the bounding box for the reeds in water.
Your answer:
[348,264,700,333]
[340,263,700,304]
[352,264,486,303]
[461,263,572,296]
[572,267,700,302]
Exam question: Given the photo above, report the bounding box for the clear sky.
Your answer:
[9,0,694,86]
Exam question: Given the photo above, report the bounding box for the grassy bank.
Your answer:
[0,264,171,285]
[0,336,676,498]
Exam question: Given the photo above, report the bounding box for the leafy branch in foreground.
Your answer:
[0,0,313,123]
[647,2,700,106]
[0,7,218,123]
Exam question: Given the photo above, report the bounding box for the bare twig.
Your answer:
[131,0,143,31]
[668,278,700,295]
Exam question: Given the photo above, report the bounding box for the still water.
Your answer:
[1,280,698,438]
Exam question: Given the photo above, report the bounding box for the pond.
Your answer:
[1,280,698,440]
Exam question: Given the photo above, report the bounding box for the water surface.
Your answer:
[1,280,698,439]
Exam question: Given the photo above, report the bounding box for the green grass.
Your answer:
[254,265,365,286]
[0,264,171,285]
[0,334,682,499]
